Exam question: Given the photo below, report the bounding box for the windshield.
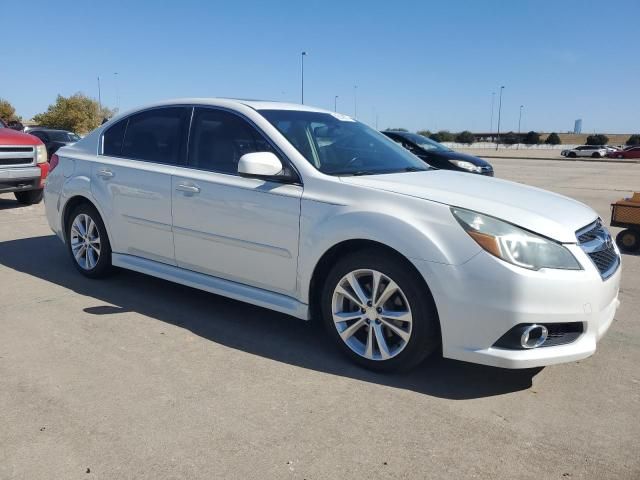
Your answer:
[260,110,429,176]
[49,131,80,142]
[401,133,451,152]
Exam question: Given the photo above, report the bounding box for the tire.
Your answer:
[14,188,43,205]
[320,248,440,372]
[616,229,640,253]
[568,152,577,158]
[65,203,113,278]
[592,152,601,158]
[617,154,624,159]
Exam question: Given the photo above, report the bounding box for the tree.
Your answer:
[416,130,432,138]
[0,98,20,122]
[523,131,541,145]
[625,134,640,146]
[500,131,518,145]
[545,132,561,145]
[33,93,115,134]
[586,134,609,146]
[455,130,476,144]
[430,130,454,142]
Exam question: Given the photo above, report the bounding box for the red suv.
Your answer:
[0,119,49,204]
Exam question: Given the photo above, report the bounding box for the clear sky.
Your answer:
[2,0,638,133]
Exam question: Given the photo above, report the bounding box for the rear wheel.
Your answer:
[616,229,640,253]
[320,249,440,372]
[14,189,43,205]
[592,152,601,158]
[66,203,113,278]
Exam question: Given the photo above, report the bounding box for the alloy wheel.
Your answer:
[70,213,101,270]
[331,269,413,361]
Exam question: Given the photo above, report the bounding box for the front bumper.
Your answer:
[414,245,621,369]
[0,166,42,193]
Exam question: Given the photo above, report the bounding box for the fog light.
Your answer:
[520,324,548,349]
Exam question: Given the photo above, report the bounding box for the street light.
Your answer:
[113,72,120,111]
[517,105,524,150]
[301,52,307,104]
[334,95,338,112]
[490,92,495,140]
[495,86,505,150]
[353,85,358,119]
[97,76,102,112]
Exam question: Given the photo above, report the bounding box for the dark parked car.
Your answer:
[382,131,493,175]
[28,128,80,159]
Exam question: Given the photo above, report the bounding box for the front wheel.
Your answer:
[14,189,43,205]
[616,229,639,253]
[66,203,113,278]
[320,249,440,372]
[568,152,577,158]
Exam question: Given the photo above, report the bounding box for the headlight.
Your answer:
[449,160,482,172]
[35,144,48,164]
[451,207,581,271]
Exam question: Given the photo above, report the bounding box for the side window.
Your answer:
[31,131,46,142]
[188,108,276,174]
[120,107,190,164]
[103,119,128,156]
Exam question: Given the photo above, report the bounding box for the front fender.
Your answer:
[297,197,480,303]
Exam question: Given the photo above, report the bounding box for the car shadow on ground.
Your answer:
[0,197,22,210]
[0,234,543,400]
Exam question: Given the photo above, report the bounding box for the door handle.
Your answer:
[97,169,114,179]
[176,183,200,194]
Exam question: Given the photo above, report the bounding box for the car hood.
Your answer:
[0,128,42,146]
[428,149,491,167]
[340,170,597,243]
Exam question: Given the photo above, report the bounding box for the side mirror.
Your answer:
[238,152,285,179]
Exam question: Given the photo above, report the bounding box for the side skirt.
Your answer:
[112,253,309,320]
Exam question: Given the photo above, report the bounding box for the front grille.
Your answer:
[576,220,620,279]
[0,146,35,168]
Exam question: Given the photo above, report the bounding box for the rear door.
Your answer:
[91,106,190,264]
[171,107,302,295]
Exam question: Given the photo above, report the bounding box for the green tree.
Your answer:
[33,93,115,134]
[0,98,21,122]
[625,134,640,146]
[523,131,541,145]
[545,132,561,145]
[430,130,454,142]
[455,130,476,144]
[586,134,609,146]
[416,130,432,138]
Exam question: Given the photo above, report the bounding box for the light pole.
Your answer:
[334,95,338,112]
[517,105,524,149]
[490,91,495,140]
[495,86,504,150]
[113,72,119,111]
[353,85,358,119]
[301,52,307,104]
[97,76,102,112]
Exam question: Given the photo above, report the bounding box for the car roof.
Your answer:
[129,97,336,114]
[29,128,72,133]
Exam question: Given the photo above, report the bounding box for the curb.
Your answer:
[475,155,640,165]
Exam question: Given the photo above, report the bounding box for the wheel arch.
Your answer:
[60,193,112,246]
[307,239,436,323]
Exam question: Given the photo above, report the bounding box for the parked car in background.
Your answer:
[28,128,80,159]
[382,130,494,175]
[608,146,640,159]
[44,98,620,372]
[564,145,608,158]
[0,119,49,204]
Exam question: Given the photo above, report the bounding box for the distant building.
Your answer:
[574,119,583,134]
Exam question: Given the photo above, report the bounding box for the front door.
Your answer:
[171,107,302,295]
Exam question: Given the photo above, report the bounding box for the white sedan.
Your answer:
[563,145,609,158]
[43,98,621,371]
